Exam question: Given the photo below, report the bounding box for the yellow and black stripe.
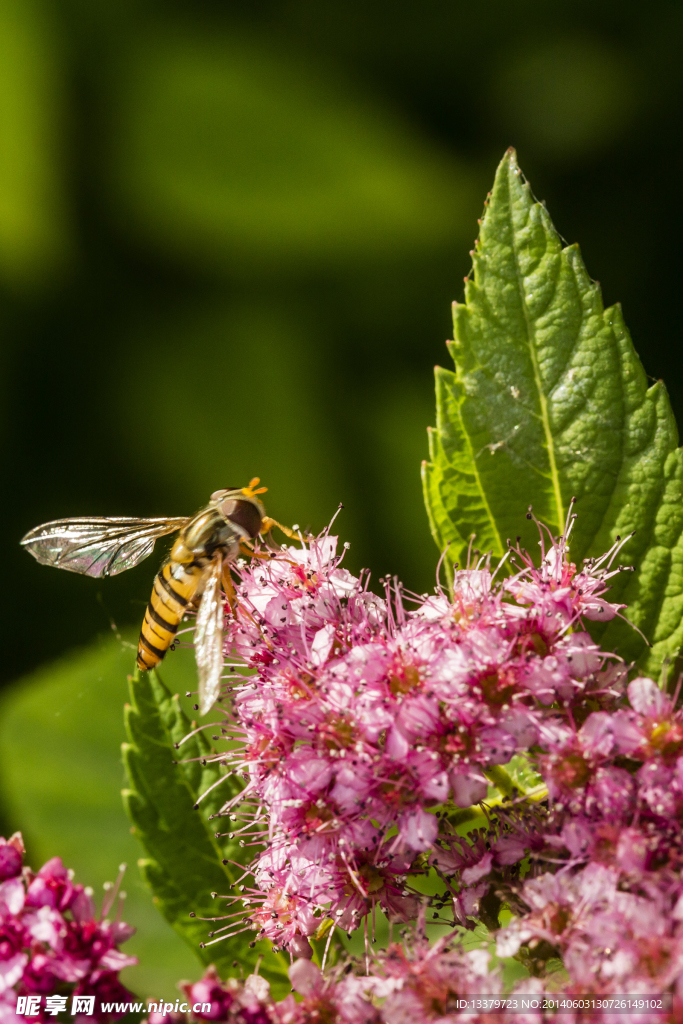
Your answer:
[137,560,204,670]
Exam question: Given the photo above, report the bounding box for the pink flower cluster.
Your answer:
[277,941,500,1024]
[0,834,136,1020]
[144,948,503,1024]
[487,673,683,994]
[162,944,675,1024]
[145,966,272,1024]
[193,512,642,964]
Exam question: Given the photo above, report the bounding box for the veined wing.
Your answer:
[20,516,188,577]
[195,553,225,716]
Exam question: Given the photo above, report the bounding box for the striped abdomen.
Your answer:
[137,560,204,671]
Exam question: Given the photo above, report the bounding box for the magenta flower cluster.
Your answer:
[146,947,497,1024]
[144,966,272,1024]
[160,941,673,1024]
[0,833,136,1020]
[190,510,683,1008]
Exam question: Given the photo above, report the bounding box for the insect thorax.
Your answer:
[174,498,262,565]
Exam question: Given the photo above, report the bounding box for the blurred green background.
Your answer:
[2,0,683,998]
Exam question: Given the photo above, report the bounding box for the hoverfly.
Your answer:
[20,479,293,714]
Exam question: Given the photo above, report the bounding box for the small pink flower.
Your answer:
[25,857,74,912]
[0,838,23,885]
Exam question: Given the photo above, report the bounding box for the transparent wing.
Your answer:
[20,516,188,578]
[195,554,225,716]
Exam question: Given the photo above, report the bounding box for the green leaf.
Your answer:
[485,754,543,802]
[122,668,289,993]
[423,147,683,677]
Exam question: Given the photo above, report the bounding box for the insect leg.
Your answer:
[221,563,238,611]
[239,541,273,561]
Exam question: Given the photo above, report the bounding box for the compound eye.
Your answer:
[210,489,229,502]
[221,498,262,538]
